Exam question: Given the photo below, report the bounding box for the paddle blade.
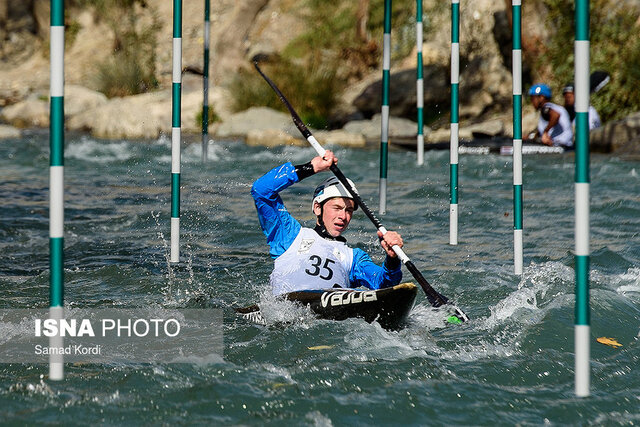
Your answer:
[447,315,463,325]
[449,305,469,323]
[590,70,610,93]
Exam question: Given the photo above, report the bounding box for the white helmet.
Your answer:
[312,176,358,212]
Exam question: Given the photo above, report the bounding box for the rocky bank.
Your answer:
[0,0,638,156]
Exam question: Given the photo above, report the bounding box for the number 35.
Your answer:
[305,255,335,280]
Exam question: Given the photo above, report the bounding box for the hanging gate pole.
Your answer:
[171,0,183,263]
[49,0,65,381]
[574,0,591,398]
[379,0,392,215]
[201,0,210,162]
[512,0,523,274]
[449,0,460,245]
[416,0,424,166]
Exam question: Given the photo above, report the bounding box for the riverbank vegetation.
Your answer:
[5,0,640,126]
[228,0,428,129]
[540,0,640,122]
[72,0,161,97]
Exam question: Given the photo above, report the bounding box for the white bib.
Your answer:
[270,227,353,295]
[537,102,573,147]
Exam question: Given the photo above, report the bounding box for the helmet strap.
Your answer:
[313,223,346,242]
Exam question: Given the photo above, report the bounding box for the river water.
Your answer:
[1,130,639,425]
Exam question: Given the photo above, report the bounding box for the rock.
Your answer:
[0,124,21,139]
[427,127,473,143]
[0,95,48,128]
[467,119,505,138]
[33,0,49,40]
[178,74,234,124]
[65,84,226,139]
[458,55,512,117]
[246,128,303,148]
[246,1,307,63]
[327,103,365,129]
[65,85,108,117]
[215,107,296,138]
[352,65,449,119]
[213,0,270,82]
[522,111,539,138]
[313,130,366,148]
[246,128,366,149]
[343,114,422,142]
[68,91,170,139]
[590,111,640,153]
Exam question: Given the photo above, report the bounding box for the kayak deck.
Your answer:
[236,282,418,330]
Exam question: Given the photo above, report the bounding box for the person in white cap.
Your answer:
[562,82,602,130]
[252,150,404,296]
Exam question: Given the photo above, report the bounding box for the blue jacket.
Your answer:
[251,162,402,290]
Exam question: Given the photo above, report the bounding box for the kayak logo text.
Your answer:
[320,290,377,308]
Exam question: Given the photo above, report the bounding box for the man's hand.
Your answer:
[311,150,337,173]
[377,230,403,258]
[541,131,553,146]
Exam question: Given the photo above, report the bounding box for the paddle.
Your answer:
[590,70,610,94]
[253,61,469,324]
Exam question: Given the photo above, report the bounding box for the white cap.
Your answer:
[312,176,358,212]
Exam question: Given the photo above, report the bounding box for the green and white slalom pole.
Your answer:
[512,0,523,275]
[574,0,591,398]
[379,0,392,215]
[201,0,210,163]
[171,0,182,263]
[49,0,65,381]
[415,0,424,166]
[449,0,459,245]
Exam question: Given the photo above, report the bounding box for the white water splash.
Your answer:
[483,261,573,330]
[182,140,229,163]
[305,411,334,427]
[66,138,133,162]
[613,267,640,295]
[340,322,430,362]
[253,287,317,327]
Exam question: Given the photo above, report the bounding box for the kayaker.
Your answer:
[526,83,574,148]
[562,82,602,130]
[252,151,404,296]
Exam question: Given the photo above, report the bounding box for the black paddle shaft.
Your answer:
[328,164,448,308]
[253,62,468,321]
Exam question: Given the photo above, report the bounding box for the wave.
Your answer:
[66,137,133,163]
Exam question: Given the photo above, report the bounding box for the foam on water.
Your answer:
[252,287,318,327]
[8,380,56,398]
[0,311,40,345]
[2,133,640,423]
[182,140,232,163]
[233,260,583,365]
[339,321,431,362]
[482,261,573,330]
[66,137,133,163]
[613,267,640,295]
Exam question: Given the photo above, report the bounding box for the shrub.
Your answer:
[229,0,433,128]
[195,105,220,129]
[78,0,161,97]
[538,0,640,122]
[229,59,342,130]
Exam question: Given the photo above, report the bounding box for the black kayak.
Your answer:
[392,136,568,155]
[236,282,418,330]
